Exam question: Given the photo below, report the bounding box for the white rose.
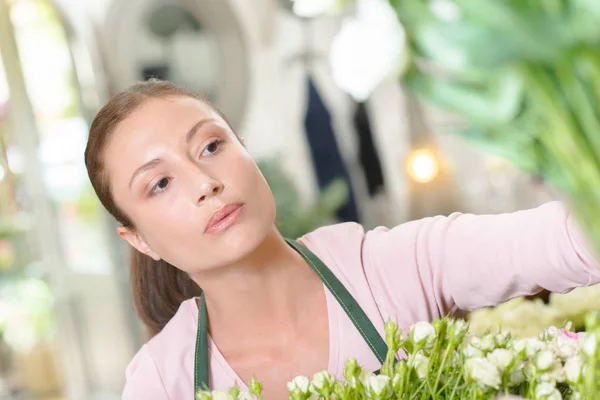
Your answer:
[409,352,430,380]
[487,348,515,372]
[311,370,335,393]
[237,393,254,400]
[330,0,408,101]
[210,390,234,400]
[535,382,562,400]
[556,335,579,360]
[463,335,484,358]
[363,374,392,398]
[465,357,501,389]
[525,338,546,358]
[287,376,310,394]
[535,350,556,371]
[565,356,582,384]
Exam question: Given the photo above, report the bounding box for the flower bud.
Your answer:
[494,331,511,347]
[410,321,436,348]
[196,391,212,400]
[287,376,310,395]
[448,319,468,343]
[384,319,401,352]
[289,388,307,400]
[311,371,335,397]
[237,393,254,400]
[249,377,263,398]
[211,390,234,400]
[228,385,240,398]
[479,333,496,352]
[394,360,408,376]
[539,327,560,342]
[463,335,484,358]
[343,357,361,382]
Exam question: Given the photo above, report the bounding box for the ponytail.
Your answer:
[129,249,202,337]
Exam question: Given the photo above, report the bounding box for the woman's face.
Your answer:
[104,96,276,274]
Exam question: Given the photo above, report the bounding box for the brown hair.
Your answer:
[84,79,220,337]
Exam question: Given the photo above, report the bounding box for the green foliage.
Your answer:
[390,0,600,257]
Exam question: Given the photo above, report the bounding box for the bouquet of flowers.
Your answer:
[196,311,600,399]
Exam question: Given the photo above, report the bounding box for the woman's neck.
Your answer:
[192,228,324,349]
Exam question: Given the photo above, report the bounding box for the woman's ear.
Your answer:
[116,226,161,260]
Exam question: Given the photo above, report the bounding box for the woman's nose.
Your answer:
[197,178,223,204]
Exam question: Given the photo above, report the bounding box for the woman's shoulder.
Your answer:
[300,222,366,251]
[145,297,199,349]
[123,298,198,398]
[299,222,375,290]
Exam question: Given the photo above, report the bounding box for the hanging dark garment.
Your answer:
[303,76,359,222]
[353,101,385,196]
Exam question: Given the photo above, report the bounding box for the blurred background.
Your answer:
[0,0,566,398]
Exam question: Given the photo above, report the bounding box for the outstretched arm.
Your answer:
[362,201,600,324]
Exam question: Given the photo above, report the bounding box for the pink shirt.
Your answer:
[122,202,600,399]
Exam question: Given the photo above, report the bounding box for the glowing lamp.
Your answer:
[406,149,439,184]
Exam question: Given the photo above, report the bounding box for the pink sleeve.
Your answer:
[362,201,600,322]
[122,345,169,400]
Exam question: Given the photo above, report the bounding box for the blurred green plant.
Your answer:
[389,0,600,256]
[257,158,349,239]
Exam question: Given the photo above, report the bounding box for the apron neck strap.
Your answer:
[193,238,390,395]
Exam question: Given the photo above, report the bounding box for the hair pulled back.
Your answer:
[84,79,221,337]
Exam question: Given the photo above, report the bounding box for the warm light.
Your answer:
[406,149,439,183]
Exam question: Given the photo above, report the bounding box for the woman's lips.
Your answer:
[204,203,245,234]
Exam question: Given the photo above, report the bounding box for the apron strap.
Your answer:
[285,239,389,363]
[193,239,390,396]
[194,294,209,392]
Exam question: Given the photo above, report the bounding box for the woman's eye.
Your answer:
[150,177,170,196]
[201,139,222,157]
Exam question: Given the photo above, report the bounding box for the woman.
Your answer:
[84,80,600,399]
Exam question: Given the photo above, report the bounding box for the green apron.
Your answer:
[194,239,391,394]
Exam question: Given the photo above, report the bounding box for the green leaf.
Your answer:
[404,67,525,126]
[315,179,349,216]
